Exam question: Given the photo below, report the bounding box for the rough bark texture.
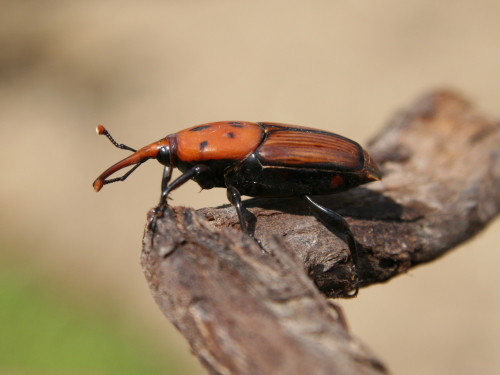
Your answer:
[141,90,499,375]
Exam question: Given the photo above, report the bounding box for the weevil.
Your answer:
[93,121,382,297]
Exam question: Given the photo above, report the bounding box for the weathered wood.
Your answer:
[141,90,499,375]
[142,209,388,375]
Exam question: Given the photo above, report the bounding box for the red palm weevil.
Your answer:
[93,121,382,297]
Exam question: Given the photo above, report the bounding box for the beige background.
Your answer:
[1,1,498,374]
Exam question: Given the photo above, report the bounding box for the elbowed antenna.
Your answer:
[96,125,137,152]
[93,126,169,192]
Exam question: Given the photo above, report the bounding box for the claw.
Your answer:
[149,203,168,232]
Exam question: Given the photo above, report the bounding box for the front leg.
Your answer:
[149,164,208,231]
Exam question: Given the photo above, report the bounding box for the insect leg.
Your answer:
[301,195,359,298]
[226,186,248,234]
[149,164,208,231]
[161,165,172,193]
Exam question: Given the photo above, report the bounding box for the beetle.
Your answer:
[93,121,382,297]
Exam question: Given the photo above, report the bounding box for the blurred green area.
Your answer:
[0,246,187,375]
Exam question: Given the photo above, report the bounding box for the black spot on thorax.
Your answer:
[190,125,212,132]
[199,141,208,151]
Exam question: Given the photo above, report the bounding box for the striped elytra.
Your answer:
[257,123,364,171]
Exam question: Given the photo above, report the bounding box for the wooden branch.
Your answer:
[141,90,499,375]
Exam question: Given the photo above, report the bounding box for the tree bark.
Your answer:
[141,90,499,375]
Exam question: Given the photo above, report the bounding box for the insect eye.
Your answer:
[157,145,171,166]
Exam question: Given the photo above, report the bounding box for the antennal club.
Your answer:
[96,125,137,152]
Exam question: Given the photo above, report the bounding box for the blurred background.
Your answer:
[0,1,498,374]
